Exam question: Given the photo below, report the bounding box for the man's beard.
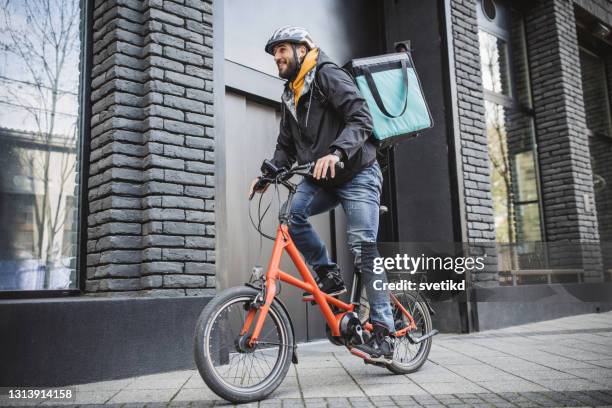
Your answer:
[278,57,299,80]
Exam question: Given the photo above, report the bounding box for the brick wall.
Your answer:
[86,0,215,296]
[589,133,612,273]
[574,0,612,27]
[524,0,603,280]
[591,55,612,273]
[450,0,498,285]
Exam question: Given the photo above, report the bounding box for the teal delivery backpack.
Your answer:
[348,52,434,148]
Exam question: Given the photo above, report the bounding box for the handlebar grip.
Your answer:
[249,178,269,200]
[306,161,344,169]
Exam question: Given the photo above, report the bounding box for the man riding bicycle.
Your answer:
[248,26,396,362]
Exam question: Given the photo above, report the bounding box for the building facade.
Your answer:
[1,0,611,384]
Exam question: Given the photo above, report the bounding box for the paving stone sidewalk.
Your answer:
[3,311,612,407]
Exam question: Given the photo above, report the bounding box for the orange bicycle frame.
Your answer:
[243,224,417,345]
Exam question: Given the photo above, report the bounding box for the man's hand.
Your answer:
[248,177,268,199]
[313,154,340,180]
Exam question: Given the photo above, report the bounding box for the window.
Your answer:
[580,48,612,137]
[0,1,84,291]
[479,31,512,97]
[477,0,546,284]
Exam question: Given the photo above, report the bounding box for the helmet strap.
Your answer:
[288,44,302,82]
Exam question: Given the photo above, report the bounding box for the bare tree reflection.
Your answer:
[480,32,515,244]
[0,0,80,289]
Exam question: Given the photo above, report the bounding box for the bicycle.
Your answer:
[193,160,438,403]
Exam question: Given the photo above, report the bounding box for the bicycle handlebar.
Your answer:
[249,161,344,200]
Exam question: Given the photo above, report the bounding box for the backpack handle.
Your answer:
[362,58,409,119]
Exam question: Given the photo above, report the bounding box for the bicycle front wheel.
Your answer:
[193,286,294,403]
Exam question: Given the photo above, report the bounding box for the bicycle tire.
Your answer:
[358,289,433,374]
[193,286,294,403]
[385,291,433,374]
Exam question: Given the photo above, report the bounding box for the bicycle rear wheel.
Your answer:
[358,289,433,373]
[386,291,433,374]
[193,286,294,403]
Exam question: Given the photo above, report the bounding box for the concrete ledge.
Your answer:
[0,295,212,387]
[471,282,612,331]
[471,281,612,303]
[475,301,612,331]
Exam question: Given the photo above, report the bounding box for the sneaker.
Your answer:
[350,323,395,363]
[302,265,347,300]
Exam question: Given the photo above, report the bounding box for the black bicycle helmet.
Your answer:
[265,25,316,55]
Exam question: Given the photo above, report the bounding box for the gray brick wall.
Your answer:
[589,133,612,273]
[450,0,498,285]
[591,54,612,273]
[574,0,612,26]
[524,0,603,280]
[87,0,215,296]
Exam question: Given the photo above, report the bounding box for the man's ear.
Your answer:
[298,45,308,61]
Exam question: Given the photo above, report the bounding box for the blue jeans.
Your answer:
[288,161,395,332]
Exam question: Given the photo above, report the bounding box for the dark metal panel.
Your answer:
[381,0,465,332]
[381,0,459,245]
[0,297,211,386]
[225,60,283,103]
[220,92,334,342]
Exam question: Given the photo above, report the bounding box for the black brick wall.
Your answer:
[450,0,498,285]
[575,0,612,26]
[449,0,609,284]
[524,0,602,280]
[86,0,215,296]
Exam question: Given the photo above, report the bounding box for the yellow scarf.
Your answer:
[290,48,319,107]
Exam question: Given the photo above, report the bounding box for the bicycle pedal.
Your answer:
[364,358,390,368]
[349,348,392,366]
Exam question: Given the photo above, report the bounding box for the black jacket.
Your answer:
[271,50,377,187]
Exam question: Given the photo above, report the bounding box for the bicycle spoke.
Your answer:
[385,293,431,370]
[255,340,292,347]
[202,295,288,390]
[254,349,274,372]
[241,352,255,385]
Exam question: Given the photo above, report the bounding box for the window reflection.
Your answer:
[485,102,541,246]
[478,6,546,285]
[479,30,511,96]
[0,1,82,291]
[580,49,612,136]
[514,151,538,203]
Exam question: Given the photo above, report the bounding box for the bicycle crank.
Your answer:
[339,312,371,346]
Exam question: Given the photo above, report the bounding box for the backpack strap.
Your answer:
[314,61,355,102]
[362,58,409,118]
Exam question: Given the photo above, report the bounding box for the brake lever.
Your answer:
[249,161,344,199]
[249,177,271,201]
